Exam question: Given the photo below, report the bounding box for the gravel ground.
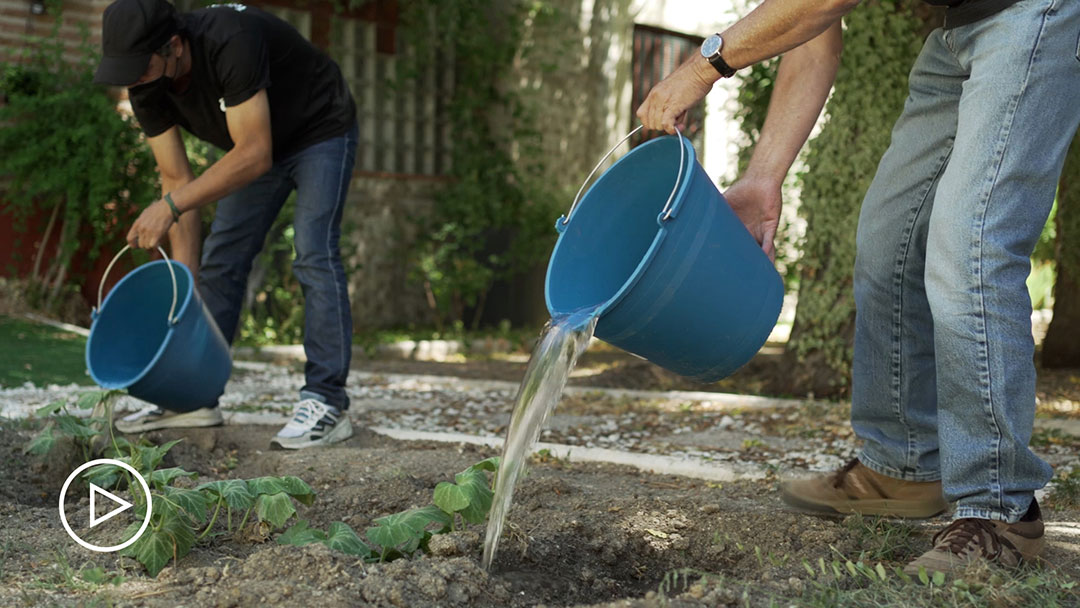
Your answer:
[4,358,1078,485]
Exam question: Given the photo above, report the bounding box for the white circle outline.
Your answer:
[58,458,153,553]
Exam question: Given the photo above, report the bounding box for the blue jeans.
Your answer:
[852,0,1080,523]
[198,125,358,410]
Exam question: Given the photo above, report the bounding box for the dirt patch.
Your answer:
[2,422,1079,608]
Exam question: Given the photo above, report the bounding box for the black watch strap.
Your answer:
[708,55,736,78]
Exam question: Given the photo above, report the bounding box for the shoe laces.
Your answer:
[287,399,328,427]
[831,458,861,489]
[931,518,1005,561]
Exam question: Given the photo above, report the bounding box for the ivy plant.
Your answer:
[278,456,500,562]
[25,391,316,577]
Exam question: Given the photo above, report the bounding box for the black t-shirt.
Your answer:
[129,4,356,161]
[923,0,1022,29]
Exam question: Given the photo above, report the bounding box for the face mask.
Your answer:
[128,53,175,95]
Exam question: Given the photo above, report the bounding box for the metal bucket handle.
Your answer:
[559,125,686,226]
[95,244,179,326]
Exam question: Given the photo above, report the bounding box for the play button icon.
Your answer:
[59,458,153,553]
[89,483,133,528]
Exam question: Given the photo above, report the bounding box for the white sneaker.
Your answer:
[270,399,353,450]
[115,406,224,433]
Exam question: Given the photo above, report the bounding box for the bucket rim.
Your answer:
[86,259,195,389]
[545,134,697,319]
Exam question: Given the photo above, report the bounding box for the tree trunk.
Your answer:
[772,1,929,398]
[1042,133,1080,368]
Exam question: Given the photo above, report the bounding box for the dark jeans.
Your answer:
[198,124,358,410]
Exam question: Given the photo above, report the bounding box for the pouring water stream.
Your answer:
[481,307,600,571]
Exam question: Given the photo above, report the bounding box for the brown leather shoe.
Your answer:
[904,500,1045,576]
[780,459,948,518]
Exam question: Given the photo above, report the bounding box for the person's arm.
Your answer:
[126,89,273,251]
[143,126,201,274]
[637,0,859,134]
[725,21,843,260]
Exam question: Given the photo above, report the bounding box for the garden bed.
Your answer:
[1,421,1078,608]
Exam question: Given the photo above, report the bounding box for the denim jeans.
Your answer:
[198,124,358,410]
[852,0,1080,523]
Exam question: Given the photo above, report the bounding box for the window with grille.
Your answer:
[329,4,453,176]
[631,24,705,152]
[260,5,311,40]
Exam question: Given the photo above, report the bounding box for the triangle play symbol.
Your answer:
[89,483,133,528]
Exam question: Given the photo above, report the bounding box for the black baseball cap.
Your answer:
[93,0,178,86]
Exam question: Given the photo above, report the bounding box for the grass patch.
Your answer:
[1048,468,1080,510]
[0,315,90,387]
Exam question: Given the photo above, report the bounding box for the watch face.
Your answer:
[701,34,722,58]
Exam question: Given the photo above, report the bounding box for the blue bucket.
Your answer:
[545,128,783,382]
[86,246,231,412]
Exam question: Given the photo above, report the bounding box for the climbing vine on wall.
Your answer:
[781,1,927,395]
[395,0,562,329]
[0,18,157,312]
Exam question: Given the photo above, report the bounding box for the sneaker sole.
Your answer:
[115,409,225,433]
[781,492,948,519]
[269,415,354,450]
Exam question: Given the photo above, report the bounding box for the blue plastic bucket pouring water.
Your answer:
[86,246,231,412]
[545,126,784,382]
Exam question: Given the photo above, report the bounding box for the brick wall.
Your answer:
[0,0,109,66]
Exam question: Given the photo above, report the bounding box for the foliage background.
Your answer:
[0,19,157,314]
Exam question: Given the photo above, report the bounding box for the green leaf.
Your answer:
[433,481,470,513]
[135,439,182,476]
[82,461,126,490]
[466,457,500,473]
[55,414,99,439]
[932,571,946,586]
[875,562,887,580]
[325,522,372,557]
[918,567,930,586]
[197,479,256,511]
[255,492,296,529]
[164,486,209,523]
[366,506,451,552]
[119,520,143,558]
[277,476,315,506]
[132,506,199,576]
[151,468,197,488]
[276,519,326,547]
[133,528,173,577]
[35,400,64,417]
[454,467,495,524]
[247,476,287,496]
[76,390,109,410]
[23,424,56,455]
[103,436,135,459]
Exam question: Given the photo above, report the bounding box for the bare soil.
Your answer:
[1,420,1078,608]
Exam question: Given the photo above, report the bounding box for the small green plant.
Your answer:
[24,389,123,461]
[99,444,315,576]
[278,456,500,562]
[24,393,316,577]
[657,567,711,600]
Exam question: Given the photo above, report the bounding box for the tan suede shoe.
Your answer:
[780,459,948,518]
[904,501,1045,577]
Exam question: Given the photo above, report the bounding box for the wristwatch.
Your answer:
[701,33,736,78]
